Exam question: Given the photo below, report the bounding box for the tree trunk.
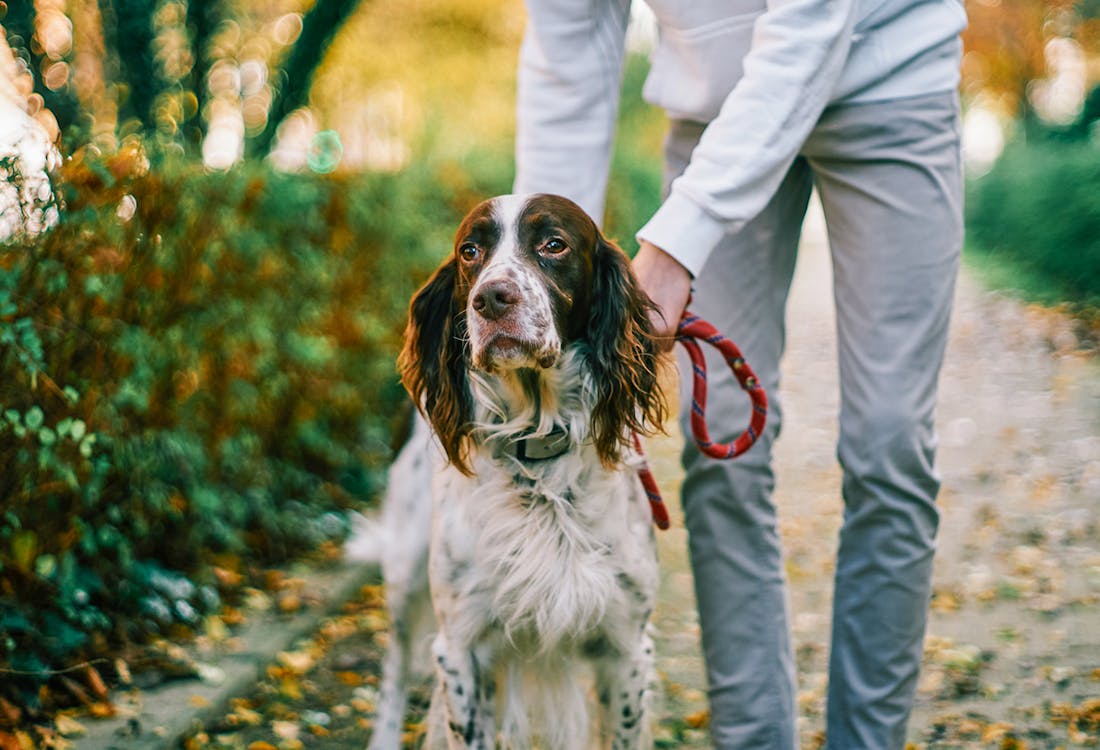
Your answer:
[101,0,159,132]
[248,0,362,158]
[184,0,219,150]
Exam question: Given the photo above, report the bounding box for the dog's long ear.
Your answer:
[585,235,668,466]
[398,257,474,474]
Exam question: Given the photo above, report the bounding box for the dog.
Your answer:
[363,193,667,750]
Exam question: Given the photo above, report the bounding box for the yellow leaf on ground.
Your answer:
[88,703,115,719]
[278,677,302,700]
[684,710,710,729]
[981,722,1013,742]
[53,716,86,738]
[230,706,263,727]
[277,650,315,674]
[270,721,300,741]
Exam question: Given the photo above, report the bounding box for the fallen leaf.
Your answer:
[196,664,225,686]
[114,659,132,686]
[83,666,109,699]
[0,699,21,730]
[183,731,209,750]
[229,706,263,727]
[88,702,115,719]
[277,650,315,674]
[270,721,300,741]
[204,616,229,643]
[981,722,1013,742]
[222,607,247,626]
[931,589,961,613]
[335,671,363,687]
[213,567,243,588]
[53,716,86,738]
[684,710,709,729]
[276,592,302,614]
[956,718,984,737]
[278,677,302,700]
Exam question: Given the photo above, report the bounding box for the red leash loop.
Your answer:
[637,310,768,530]
[676,312,768,459]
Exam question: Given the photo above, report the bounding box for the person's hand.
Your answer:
[632,239,692,351]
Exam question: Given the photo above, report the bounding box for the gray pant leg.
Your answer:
[665,120,811,750]
[803,92,963,749]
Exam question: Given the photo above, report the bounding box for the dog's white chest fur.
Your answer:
[431,446,657,655]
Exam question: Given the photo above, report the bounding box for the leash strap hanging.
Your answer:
[636,310,768,529]
[633,433,670,530]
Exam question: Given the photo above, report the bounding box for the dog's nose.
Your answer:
[472,280,520,320]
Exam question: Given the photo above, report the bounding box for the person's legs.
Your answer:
[665,119,811,750]
[804,92,963,749]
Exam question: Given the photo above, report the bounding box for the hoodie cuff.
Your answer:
[636,190,729,278]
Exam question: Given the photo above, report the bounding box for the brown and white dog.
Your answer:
[364,194,666,750]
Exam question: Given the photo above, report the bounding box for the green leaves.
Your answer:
[0,143,505,708]
[968,142,1100,307]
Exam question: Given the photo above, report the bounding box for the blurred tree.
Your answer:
[183,0,220,148]
[962,0,1099,131]
[248,0,363,156]
[2,0,362,159]
[101,0,159,132]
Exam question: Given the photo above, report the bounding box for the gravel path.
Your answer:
[649,199,1100,748]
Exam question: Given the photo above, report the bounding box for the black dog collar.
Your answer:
[515,427,571,462]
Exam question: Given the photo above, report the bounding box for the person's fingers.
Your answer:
[632,240,692,350]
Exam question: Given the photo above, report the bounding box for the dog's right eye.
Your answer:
[459,243,479,262]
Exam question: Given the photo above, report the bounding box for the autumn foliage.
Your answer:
[0,141,510,725]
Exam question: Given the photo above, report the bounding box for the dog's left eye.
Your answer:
[459,243,480,262]
[541,238,568,255]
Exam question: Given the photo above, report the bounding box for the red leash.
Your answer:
[637,311,768,530]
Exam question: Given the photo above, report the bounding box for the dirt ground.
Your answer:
[192,203,1100,749]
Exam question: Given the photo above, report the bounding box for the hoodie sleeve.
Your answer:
[514,0,632,224]
[637,0,858,276]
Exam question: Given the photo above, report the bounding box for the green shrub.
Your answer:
[967,142,1100,306]
[0,142,511,710]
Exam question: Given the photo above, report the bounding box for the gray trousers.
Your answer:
[666,91,962,749]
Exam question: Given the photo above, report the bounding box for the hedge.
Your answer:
[966,141,1100,306]
[0,141,512,716]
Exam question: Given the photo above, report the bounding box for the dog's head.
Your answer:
[399,193,666,473]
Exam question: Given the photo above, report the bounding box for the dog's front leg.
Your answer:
[595,631,655,750]
[424,634,496,750]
